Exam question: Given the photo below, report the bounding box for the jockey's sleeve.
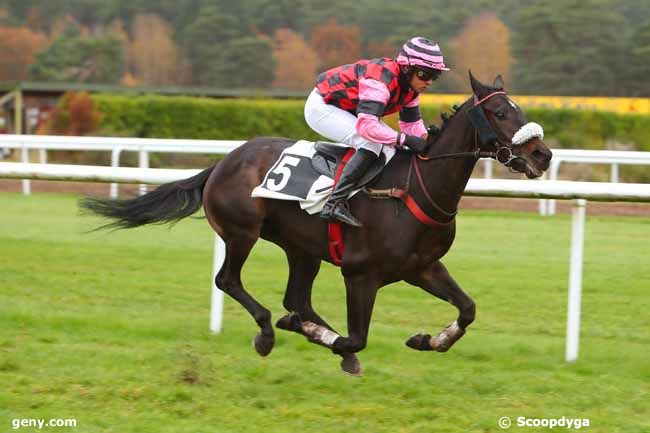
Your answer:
[355,78,402,145]
[399,95,427,137]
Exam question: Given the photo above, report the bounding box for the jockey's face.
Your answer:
[410,67,440,93]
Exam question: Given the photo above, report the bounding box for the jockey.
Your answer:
[304,37,450,227]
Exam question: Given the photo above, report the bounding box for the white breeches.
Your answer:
[304,88,384,156]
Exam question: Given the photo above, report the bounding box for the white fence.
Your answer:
[543,149,650,214]
[4,135,650,215]
[4,135,650,219]
[1,161,649,362]
[0,134,243,196]
[472,149,650,214]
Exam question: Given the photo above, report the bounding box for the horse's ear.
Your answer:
[493,74,505,90]
[468,70,487,97]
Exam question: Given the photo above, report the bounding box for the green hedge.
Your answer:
[91,94,650,152]
[91,94,321,141]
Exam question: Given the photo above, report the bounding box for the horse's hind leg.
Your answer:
[216,228,275,356]
[404,261,476,352]
[275,249,361,375]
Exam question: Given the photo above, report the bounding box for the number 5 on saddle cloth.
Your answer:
[251,140,391,214]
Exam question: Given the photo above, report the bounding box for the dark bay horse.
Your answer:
[82,73,552,375]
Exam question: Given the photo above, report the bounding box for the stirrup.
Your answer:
[331,202,362,227]
[320,202,334,219]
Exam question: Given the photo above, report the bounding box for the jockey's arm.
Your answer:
[398,96,428,139]
[356,78,403,145]
[355,79,428,146]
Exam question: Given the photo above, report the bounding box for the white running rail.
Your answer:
[481,149,650,215]
[543,149,650,215]
[0,134,243,196]
[3,135,649,214]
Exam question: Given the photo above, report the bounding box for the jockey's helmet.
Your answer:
[396,37,450,72]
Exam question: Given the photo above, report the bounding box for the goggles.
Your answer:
[413,67,441,81]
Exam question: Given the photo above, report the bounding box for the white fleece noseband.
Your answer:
[512,122,544,146]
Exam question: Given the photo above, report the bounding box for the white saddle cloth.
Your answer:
[251,140,395,214]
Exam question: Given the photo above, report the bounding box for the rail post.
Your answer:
[566,198,587,362]
[210,236,226,334]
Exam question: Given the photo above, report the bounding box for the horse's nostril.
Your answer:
[533,149,551,164]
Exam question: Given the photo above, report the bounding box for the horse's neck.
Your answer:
[421,110,478,213]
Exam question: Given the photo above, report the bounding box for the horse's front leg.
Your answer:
[274,250,360,375]
[404,261,476,352]
[276,313,361,374]
[333,272,379,375]
[291,271,378,376]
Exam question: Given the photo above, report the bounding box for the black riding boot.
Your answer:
[320,148,378,227]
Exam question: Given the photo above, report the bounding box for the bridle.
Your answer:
[374,91,541,226]
[416,90,517,165]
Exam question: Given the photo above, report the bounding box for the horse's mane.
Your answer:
[439,103,464,130]
[437,97,471,133]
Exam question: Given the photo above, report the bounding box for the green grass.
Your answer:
[1,192,648,433]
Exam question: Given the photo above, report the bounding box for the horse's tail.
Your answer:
[80,164,217,230]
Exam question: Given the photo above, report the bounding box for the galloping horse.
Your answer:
[82,73,552,375]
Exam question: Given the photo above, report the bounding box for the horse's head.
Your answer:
[467,71,552,178]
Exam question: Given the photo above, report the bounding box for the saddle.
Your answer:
[311,141,385,187]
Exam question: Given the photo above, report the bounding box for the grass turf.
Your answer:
[1,192,648,433]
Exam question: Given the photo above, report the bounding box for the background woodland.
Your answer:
[0,0,648,96]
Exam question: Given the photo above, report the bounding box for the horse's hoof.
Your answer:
[275,312,302,332]
[406,333,434,351]
[253,333,274,357]
[340,354,362,376]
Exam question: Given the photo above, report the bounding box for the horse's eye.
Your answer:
[495,111,505,119]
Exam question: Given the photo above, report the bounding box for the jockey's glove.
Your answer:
[403,134,429,153]
[427,124,441,137]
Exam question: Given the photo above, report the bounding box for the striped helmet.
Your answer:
[396,37,450,71]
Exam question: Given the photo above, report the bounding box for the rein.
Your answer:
[416,131,496,162]
[411,153,456,219]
